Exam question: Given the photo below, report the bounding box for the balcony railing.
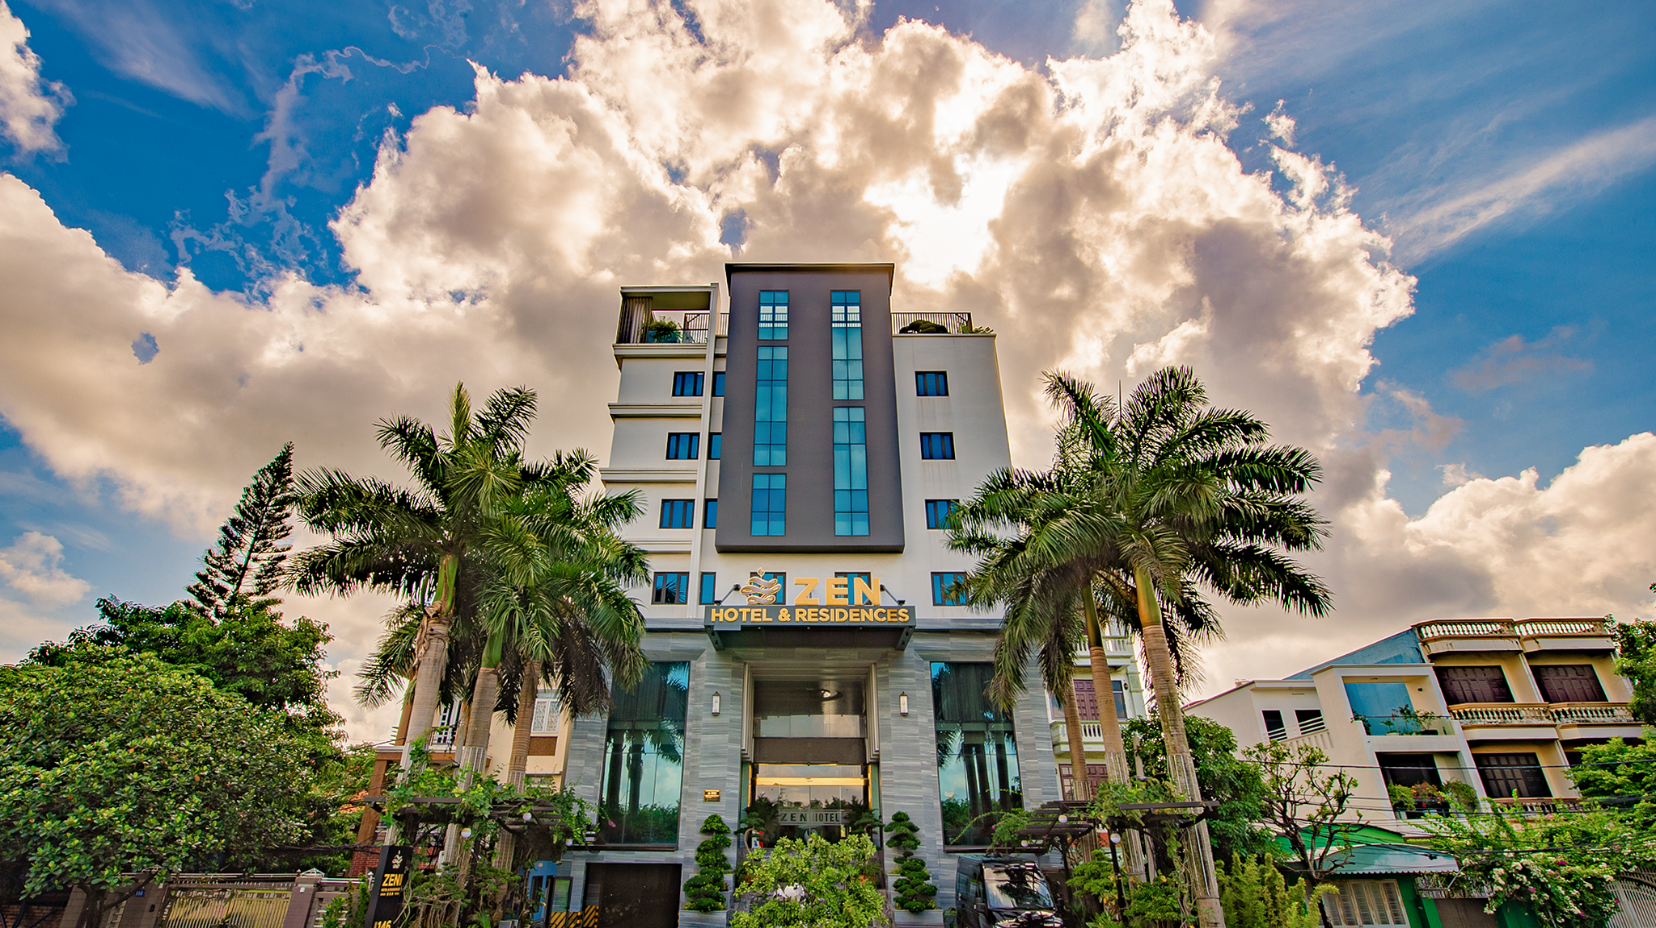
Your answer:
[1414,617,1610,641]
[891,312,974,334]
[1449,702,1635,726]
[1514,618,1610,638]
[1354,713,1458,736]
[616,308,728,345]
[1492,796,1585,815]
[1551,703,1638,724]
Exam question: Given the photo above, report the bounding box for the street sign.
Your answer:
[363,845,412,928]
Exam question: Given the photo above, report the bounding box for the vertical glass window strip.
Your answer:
[924,499,958,529]
[703,499,718,528]
[920,432,955,459]
[932,571,967,606]
[708,433,721,460]
[672,372,704,396]
[699,572,719,605]
[754,346,788,465]
[758,291,789,339]
[665,433,699,459]
[712,371,725,396]
[833,407,868,536]
[599,662,689,845]
[831,291,863,400]
[916,371,949,396]
[651,572,690,604]
[751,474,786,535]
[931,662,1022,846]
[1112,680,1128,720]
[660,499,694,529]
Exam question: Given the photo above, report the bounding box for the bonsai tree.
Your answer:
[684,814,733,912]
[886,811,938,913]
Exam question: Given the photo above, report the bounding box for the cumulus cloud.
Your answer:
[0,0,1648,727]
[0,1,71,155]
[0,530,89,606]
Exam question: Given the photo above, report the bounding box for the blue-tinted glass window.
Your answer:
[672,372,704,397]
[660,499,694,529]
[931,662,1022,846]
[703,499,718,528]
[699,572,719,605]
[652,572,690,604]
[758,291,789,340]
[831,291,864,401]
[925,499,959,529]
[933,571,968,606]
[920,432,955,460]
[712,371,725,396]
[665,433,699,459]
[708,433,721,460]
[916,371,949,396]
[751,474,786,535]
[835,571,876,605]
[599,662,689,845]
[754,346,788,465]
[833,407,869,536]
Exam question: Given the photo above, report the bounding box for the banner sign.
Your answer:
[776,809,847,827]
[703,604,916,627]
[363,845,412,928]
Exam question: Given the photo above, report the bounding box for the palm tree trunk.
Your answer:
[1082,595,1130,784]
[401,606,455,764]
[1133,563,1225,928]
[493,658,542,869]
[1060,683,1091,800]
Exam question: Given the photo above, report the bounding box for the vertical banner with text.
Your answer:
[363,845,412,928]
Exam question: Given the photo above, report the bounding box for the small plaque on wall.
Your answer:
[703,789,721,802]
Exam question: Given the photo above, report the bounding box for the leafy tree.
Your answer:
[731,833,886,928]
[0,654,319,928]
[187,443,297,619]
[1610,593,1656,724]
[1570,734,1656,830]
[885,811,938,912]
[1123,716,1274,863]
[1217,855,1328,928]
[1241,739,1362,887]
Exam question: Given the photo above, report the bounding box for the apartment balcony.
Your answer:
[1514,617,1615,653]
[615,309,727,345]
[1447,701,1640,741]
[891,311,975,334]
[1552,702,1643,740]
[1352,713,1465,752]
[1491,796,1586,815]
[1415,617,1613,656]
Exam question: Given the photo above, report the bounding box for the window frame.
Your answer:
[651,572,691,604]
[698,571,719,605]
[665,432,700,460]
[920,432,956,460]
[703,498,718,529]
[708,432,721,460]
[932,571,968,606]
[758,290,789,340]
[916,371,950,396]
[671,371,704,397]
[924,499,959,529]
[751,473,786,536]
[659,499,694,529]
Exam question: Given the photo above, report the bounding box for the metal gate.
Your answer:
[159,888,291,928]
[1612,880,1656,928]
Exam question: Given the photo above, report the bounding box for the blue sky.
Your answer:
[0,0,1652,731]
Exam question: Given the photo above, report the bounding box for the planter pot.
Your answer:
[892,910,945,926]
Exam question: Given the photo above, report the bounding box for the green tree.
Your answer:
[1217,855,1328,928]
[731,833,886,928]
[1570,733,1656,830]
[0,654,320,928]
[1123,716,1273,863]
[186,443,297,619]
[1610,593,1656,724]
[1241,739,1362,887]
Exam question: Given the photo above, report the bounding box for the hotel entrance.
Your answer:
[743,671,876,845]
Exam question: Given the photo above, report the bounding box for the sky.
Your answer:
[0,0,1652,742]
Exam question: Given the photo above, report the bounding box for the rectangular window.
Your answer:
[665,433,699,459]
[531,693,560,734]
[1475,752,1551,799]
[1112,680,1128,720]
[758,290,789,340]
[651,572,690,604]
[712,371,725,396]
[920,432,955,460]
[672,372,704,397]
[925,499,959,529]
[1435,666,1513,705]
[1377,753,1442,789]
[599,661,689,845]
[660,499,694,529]
[754,346,788,465]
[1295,708,1326,735]
[1533,665,1607,703]
[699,571,719,605]
[708,433,721,460]
[831,291,864,400]
[916,371,949,396]
[751,474,786,535]
[1262,710,1287,741]
[703,499,718,528]
[932,571,967,606]
[833,407,869,536]
[834,571,876,605]
[931,663,1022,846]
[1344,681,1417,733]
[1322,881,1408,926]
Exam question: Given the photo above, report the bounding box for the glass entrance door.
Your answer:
[745,676,872,845]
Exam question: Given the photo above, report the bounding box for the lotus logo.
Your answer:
[391,851,404,870]
[741,575,782,605]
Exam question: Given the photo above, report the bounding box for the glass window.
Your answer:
[531,693,560,734]
[916,371,949,396]
[712,371,725,396]
[665,433,699,459]
[708,433,721,460]
[660,499,694,529]
[699,571,719,605]
[1296,708,1326,734]
[672,372,704,397]
[1344,681,1416,733]
[1262,710,1287,741]
[931,663,1022,846]
[925,499,958,529]
[831,291,863,400]
[752,474,786,535]
[834,571,876,605]
[833,407,869,536]
[1112,680,1128,720]
[920,432,955,460]
[933,571,967,606]
[984,863,1054,910]
[754,346,788,466]
[758,291,789,340]
[1377,753,1442,789]
[703,499,718,528]
[599,662,690,845]
[652,572,689,604]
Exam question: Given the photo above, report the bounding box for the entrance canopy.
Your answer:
[703,604,915,650]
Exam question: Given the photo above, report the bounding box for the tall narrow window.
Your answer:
[599,662,690,845]
[758,291,789,339]
[831,291,863,400]
[703,499,718,528]
[665,433,699,459]
[752,474,786,535]
[712,371,725,396]
[755,346,788,465]
[1112,680,1128,720]
[699,572,719,605]
[833,407,869,536]
[1262,710,1287,741]
[708,433,722,460]
[932,662,1022,846]
[531,692,560,734]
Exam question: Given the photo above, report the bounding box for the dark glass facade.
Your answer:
[931,662,1022,846]
[599,662,691,846]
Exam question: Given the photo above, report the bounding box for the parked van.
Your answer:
[952,856,1064,928]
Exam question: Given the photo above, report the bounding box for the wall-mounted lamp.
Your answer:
[711,692,722,716]
[898,692,909,716]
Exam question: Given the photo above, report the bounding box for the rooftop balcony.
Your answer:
[1415,617,1613,655]
[1448,701,1639,740]
[891,311,976,334]
[615,309,728,345]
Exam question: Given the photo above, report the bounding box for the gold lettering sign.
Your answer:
[704,605,915,626]
[704,788,721,801]
[745,575,882,606]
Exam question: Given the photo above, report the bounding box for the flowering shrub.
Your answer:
[732,833,886,928]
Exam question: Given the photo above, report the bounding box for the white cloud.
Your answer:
[0,530,89,606]
[0,0,71,155]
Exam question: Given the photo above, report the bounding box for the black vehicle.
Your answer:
[952,856,1063,928]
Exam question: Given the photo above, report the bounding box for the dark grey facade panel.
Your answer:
[716,266,905,552]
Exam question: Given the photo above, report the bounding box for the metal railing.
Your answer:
[616,308,727,345]
[1354,713,1457,736]
[891,312,974,334]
